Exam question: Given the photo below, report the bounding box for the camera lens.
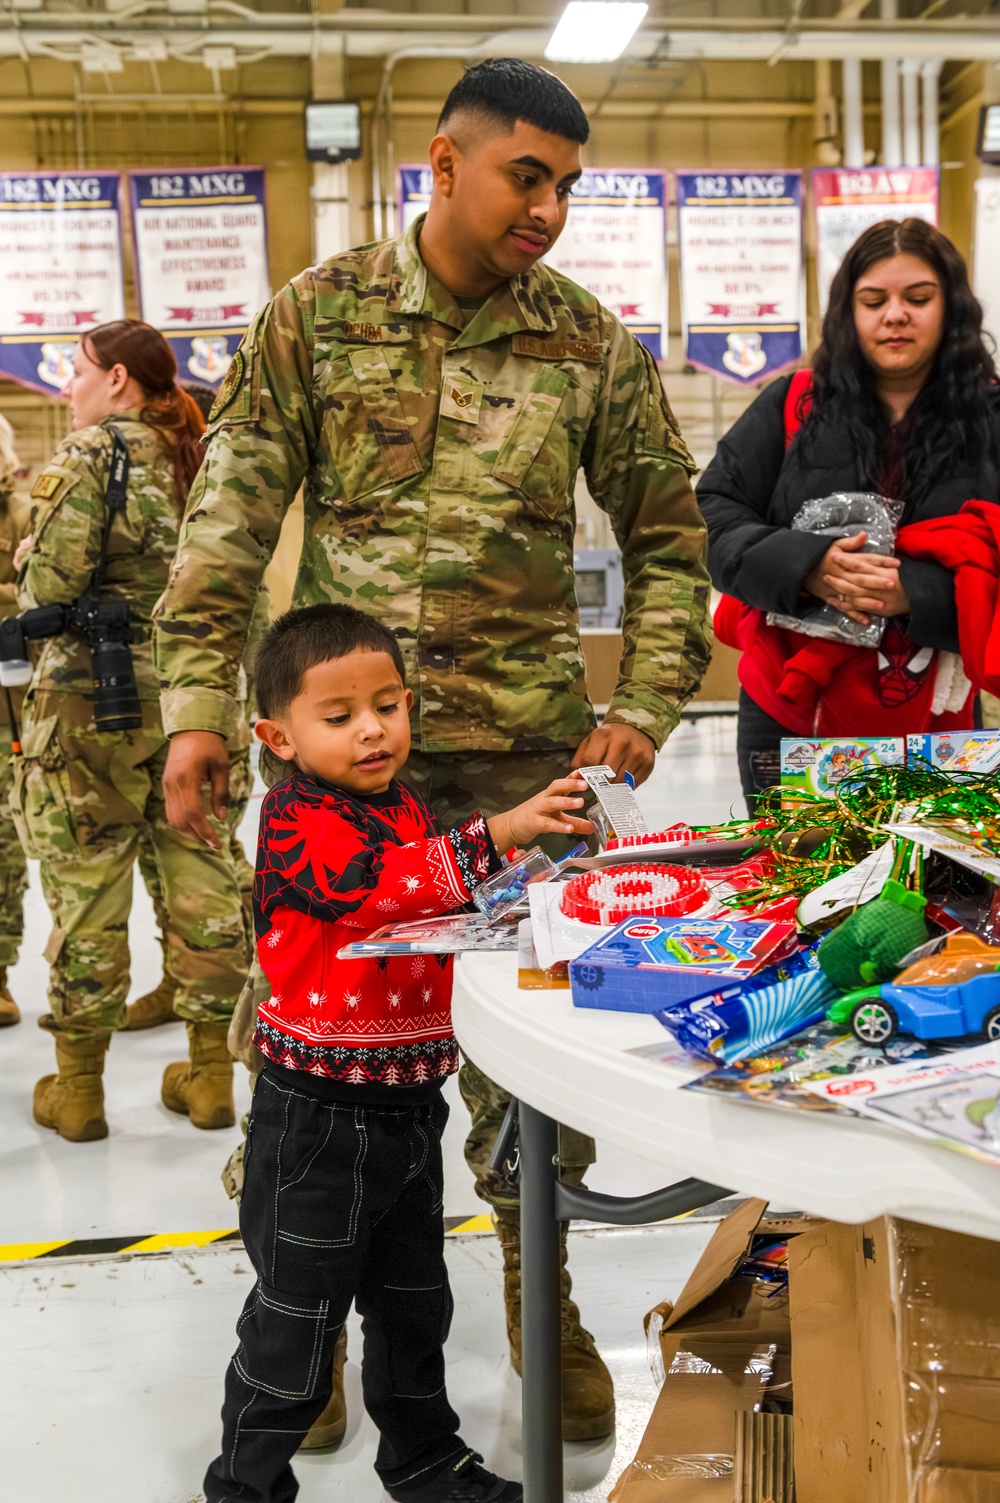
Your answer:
[91,638,143,732]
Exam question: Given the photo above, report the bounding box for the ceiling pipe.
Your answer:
[921,59,942,167]
[5,17,1000,62]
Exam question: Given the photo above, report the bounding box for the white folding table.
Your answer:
[454,951,1000,1502]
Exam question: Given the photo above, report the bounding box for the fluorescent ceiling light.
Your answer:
[545,1,649,63]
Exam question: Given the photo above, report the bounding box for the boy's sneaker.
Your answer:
[387,1449,522,1503]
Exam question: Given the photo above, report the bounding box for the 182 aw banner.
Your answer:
[0,171,125,395]
[676,171,805,385]
[812,167,939,311]
[129,167,270,387]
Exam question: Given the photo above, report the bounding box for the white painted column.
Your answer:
[921,60,942,168]
[880,58,902,166]
[310,4,352,264]
[842,57,865,169]
[901,59,922,165]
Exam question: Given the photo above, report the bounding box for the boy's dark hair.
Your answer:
[255,604,406,719]
[437,58,589,145]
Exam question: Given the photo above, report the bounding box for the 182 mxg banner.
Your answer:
[0,171,125,395]
[677,171,806,385]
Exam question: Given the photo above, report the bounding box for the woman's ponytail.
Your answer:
[82,320,208,508]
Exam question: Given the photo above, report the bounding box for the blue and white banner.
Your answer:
[0,171,125,395]
[129,166,270,386]
[676,171,806,385]
[544,169,668,361]
[398,165,669,361]
[398,165,432,234]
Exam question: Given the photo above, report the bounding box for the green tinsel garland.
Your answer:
[721,760,1000,916]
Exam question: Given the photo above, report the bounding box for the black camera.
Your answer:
[0,594,143,733]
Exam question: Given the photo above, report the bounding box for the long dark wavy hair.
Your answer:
[802,219,996,506]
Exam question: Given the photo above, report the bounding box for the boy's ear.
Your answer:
[254,718,298,762]
[404,687,414,711]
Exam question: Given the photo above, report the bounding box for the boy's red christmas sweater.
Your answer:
[252,769,499,1087]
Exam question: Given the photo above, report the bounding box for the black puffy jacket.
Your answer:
[696,373,1000,656]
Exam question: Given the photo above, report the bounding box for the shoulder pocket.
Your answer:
[636,346,696,472]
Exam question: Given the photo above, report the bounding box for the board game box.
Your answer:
[569,916,798,1014]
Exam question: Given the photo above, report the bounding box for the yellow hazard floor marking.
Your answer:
[0,1216,497,1265]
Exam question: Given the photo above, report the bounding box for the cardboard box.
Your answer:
[780,736,905,797]
[789,1217,1000,1503]
[610,1200,794,1502]
[907,730,1000,774]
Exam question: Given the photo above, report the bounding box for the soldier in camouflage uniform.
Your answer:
[155,60,709,1448]
[13,322,249,1142]
[0,415,31,1026]
[127,589,267,1031]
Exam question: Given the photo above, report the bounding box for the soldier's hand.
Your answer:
[573,725,656,785]
[164,730,231,849]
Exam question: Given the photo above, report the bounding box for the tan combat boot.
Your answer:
[161,1020,235,1130]
[299,1327,349,1451]
[0,968,20,1026]
[124,974,181,1031]
[33,1033,111,1142]
[496,1209,615,1441]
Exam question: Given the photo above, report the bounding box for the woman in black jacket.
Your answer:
[697,217,999,802]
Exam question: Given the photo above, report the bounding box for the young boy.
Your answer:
[204,603,592,1503]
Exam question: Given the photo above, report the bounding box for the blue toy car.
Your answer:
[846,972,1000,1045]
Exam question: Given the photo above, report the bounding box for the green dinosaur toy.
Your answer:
[818,879,929,990]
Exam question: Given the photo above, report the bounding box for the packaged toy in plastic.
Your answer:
[654,944,838,1065]
[767,491,902,648]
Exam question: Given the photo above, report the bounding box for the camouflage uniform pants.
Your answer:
[10,693,249,1039]
[138,750,256,979]
[405,748,596,1211]
[0,725,28,970]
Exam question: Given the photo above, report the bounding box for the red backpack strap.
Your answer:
[783,369,814,450]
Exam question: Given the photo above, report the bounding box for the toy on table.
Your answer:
[576,764,648,839]
[826,932,1000,1045]
[569,915,799,1013]
[474,842,588,924]
[818,838,929,990]
[654,943,838,1065]
[559,864,712,926]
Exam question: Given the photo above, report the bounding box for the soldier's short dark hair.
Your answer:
[255,604,407,719]
[437,58,589,144]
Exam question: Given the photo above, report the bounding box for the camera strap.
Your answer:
[88,424,130,598]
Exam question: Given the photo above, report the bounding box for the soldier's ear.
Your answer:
[254,718,297,763]
[428,132,458,198]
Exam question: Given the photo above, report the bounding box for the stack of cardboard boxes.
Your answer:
[612,1200,1000,1503]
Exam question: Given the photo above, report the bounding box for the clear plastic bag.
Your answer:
[767,491,903,649]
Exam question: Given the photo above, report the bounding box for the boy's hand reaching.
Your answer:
[487,774,594,855]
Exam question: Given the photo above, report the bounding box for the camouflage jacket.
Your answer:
[0,476,30,622]
[19,413,183,702]
[155,216,710,752]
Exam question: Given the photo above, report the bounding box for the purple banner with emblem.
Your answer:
[676,170,805,385]
[0,170,125,395]
[129,166,270,387]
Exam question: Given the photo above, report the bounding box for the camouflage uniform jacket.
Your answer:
[0,476,30,621]
[20,412,182,704]
[155,216,710,753]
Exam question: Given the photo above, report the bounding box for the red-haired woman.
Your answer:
[12,320,249,1141]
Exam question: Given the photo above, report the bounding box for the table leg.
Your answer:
[518,1101,564,1503]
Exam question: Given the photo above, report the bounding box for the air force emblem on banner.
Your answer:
[721,331,768,379]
